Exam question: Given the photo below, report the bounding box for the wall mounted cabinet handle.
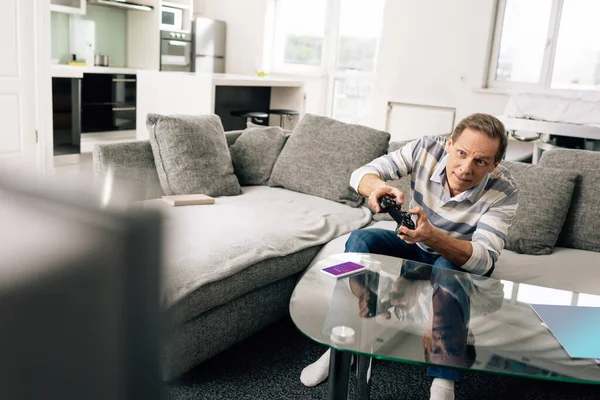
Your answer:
[112,78,137,82]
[112,107,136,111]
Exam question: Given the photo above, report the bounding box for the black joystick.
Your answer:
[378,195,416,231]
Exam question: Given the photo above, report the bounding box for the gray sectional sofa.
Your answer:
[94,114,389,380]
[94,113,600,381]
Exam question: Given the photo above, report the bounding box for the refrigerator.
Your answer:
[193,17,226,73]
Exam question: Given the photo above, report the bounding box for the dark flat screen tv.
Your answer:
[0,174,164,400]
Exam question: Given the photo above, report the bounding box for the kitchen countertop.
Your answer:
[51,65,141,78]
[136,70,305,87]
[211,73,305,87]
[52,67,306,87]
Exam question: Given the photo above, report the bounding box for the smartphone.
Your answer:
[321,261,366,279]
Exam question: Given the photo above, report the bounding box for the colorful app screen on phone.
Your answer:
[322,261,365,277]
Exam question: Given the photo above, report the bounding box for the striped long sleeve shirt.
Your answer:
[350,135,518,276]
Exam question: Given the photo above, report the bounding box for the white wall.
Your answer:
[193,0,206,15]
[370,0,510,134]
[201,0,269,75]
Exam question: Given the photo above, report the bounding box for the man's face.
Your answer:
[445,128,501,197]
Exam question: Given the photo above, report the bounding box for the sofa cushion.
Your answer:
[167,246,321,325]
[146,113,242,197]
[539,148,600,252]
[501,160,577,255]
[229,125,289,185]
[225,129,245,147]
[247,120,293,135]
[494,247,600,295]
[268,114,390,207]
[145,186,372,309]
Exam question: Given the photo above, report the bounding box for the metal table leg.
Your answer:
[355,355,373,400]
[328,349,352,400]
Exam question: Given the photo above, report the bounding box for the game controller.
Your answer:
[378,194,416,231]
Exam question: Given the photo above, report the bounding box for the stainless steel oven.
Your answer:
[160,30,192,72]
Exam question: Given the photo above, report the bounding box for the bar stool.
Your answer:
[231,110,269,126]
[269,109,300,128]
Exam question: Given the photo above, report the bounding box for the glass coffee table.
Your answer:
[289,252,600,400]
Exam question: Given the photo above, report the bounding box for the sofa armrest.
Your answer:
[93,140,155,174]
[93,140,164,200]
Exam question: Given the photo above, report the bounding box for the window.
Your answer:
[271,0,328,72]
[330,0,385,125]
[488,0,600,91]
[335,0,382,73]
[271,0,385,125]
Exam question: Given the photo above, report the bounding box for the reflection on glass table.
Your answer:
[290,253,600,400]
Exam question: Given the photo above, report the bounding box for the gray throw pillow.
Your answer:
[146,113,242,197]
[501,160,577,255]
[246,121,293,136]
[268,114,390,207]
[539,148,600,252]
[229,125,289,185]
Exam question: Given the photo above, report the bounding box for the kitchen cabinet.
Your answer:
[81,73,137,133]
[51,71,137,156]
[52,77,81,156]
[50,0,86,15]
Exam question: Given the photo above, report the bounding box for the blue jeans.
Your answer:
[345,228,464,381]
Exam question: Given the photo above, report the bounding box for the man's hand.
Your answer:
[397,206,474,267]
[368,186,405,213]
[396,206,437,245]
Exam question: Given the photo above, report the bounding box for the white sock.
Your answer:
[299,350,354,387]
[430,378,455,400]
[300,349,331,387]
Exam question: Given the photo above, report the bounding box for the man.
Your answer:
[300,113,518,400]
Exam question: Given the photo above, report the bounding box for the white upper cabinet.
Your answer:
[50,0,86,15]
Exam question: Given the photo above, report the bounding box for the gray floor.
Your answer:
[165,317,600,400]
[53,152,94,177]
